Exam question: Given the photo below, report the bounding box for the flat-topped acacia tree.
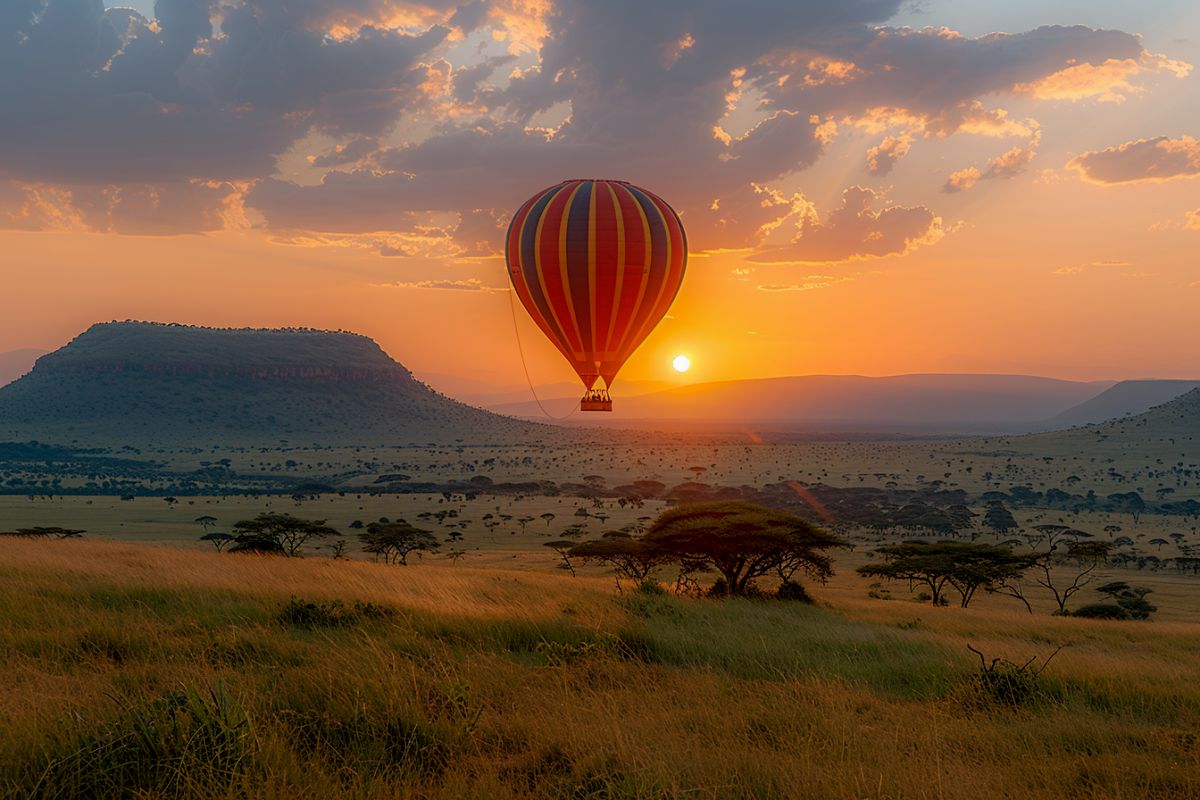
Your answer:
[640,501,846,596]
[230,513,339,557]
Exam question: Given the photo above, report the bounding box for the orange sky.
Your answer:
[2,1,1198,391]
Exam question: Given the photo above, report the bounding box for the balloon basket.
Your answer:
[580,388,612,412]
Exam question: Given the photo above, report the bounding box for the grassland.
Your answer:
[3,538,1199,799]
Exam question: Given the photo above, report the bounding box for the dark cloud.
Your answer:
[756,25,1148,135]
[1069,136,1200,184]
[1,0,1183,252]
[0,1,448,188]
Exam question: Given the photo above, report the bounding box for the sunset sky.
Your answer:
[3,0,1198,394]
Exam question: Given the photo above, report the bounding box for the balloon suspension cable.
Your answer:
[508,288,580,421]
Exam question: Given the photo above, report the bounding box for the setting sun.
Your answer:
[672,354,691,373]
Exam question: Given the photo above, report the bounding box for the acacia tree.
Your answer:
[1034,551,1101,614]
[200,532,235,551]
[858,541,1036,608]
[2,527,85,539]
[640,501,846,597]
[569,533,673,582]
[359,520,440,565]
[983,503,1018,537]
[231,513,339,557]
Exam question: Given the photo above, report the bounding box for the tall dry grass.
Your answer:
[2,538,1199,799]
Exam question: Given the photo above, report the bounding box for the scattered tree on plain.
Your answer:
[359,520,440,565]
[230,513,339,557]
[641,501,846,597]
[858,541,1036,608]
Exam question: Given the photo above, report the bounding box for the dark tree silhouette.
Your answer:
[231,513,339,557]
[200,532,235,551]
[858,541,1036,608]
[358,520,440,565]
[569,533,672,582]
[641,501,845,597]
[983,502,1018,537]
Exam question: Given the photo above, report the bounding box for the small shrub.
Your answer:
[276,597,395,628]
[1071,603,1131,620]
[958,644,1064,709]
[776,580,813,603]
[635,579,665,596]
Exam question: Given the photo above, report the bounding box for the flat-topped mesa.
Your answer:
[33,322,414,384]
[0,320,572,447]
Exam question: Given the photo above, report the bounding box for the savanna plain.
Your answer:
[3,422,1200,800]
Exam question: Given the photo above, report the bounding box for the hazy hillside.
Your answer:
[493,373,1113,432]
[1004,387,1200,472]
[0,322,562,448]
[1048,379,1200,428]
[0,348,45,388]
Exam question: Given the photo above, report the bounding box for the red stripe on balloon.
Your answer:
[609,183,647,360]
[592,181,619,362]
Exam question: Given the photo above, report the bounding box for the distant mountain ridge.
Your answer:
[0,322,559,447]
[1049,380,1200,428]
[491,373,1115,432]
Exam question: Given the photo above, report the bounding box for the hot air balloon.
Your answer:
[505,179,687,412]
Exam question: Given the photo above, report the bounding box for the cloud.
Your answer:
[1186,209,1200,231]
[1014,53,1191,102]
[943,136,1039,192]
[375,277,505,291]
[748,186,942,264]
[943,167,980,193]
[0,1,450,186]
[756,25,1157,138]
[757,276,850,292]
[1068,136,1200,185]
[866,134,912,176]
[1053,260,1130,275]
[0,0,1184,256]
[0,179,243,234]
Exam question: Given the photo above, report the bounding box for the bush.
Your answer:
[776,580,813,603]
[276,597,395,628]
[1071,604,1130,620]
[958,644,1063,709]
[635,579,665,596]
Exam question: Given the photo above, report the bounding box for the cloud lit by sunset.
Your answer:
[2,0,1198,388]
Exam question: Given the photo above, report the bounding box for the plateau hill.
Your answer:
[0,322,556,448]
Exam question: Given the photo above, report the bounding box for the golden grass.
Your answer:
[3,538,1200,799]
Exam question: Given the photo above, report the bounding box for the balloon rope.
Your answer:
[508,288,579,421]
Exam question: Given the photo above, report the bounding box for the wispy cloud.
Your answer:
[374,278,505,292]
[757,275,850,292]
[1053,260,1131,276]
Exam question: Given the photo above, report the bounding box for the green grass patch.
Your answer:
[618,592,956,698]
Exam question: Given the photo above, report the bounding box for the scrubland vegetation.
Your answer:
[3,537,1200,799]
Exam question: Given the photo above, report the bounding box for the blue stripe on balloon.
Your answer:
[565,181,593,353]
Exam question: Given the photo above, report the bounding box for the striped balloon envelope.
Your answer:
[505,179,687,411]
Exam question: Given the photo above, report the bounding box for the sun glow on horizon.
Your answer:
[672,354,691,373]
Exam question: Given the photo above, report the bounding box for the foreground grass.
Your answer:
[2,540,1199,799]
